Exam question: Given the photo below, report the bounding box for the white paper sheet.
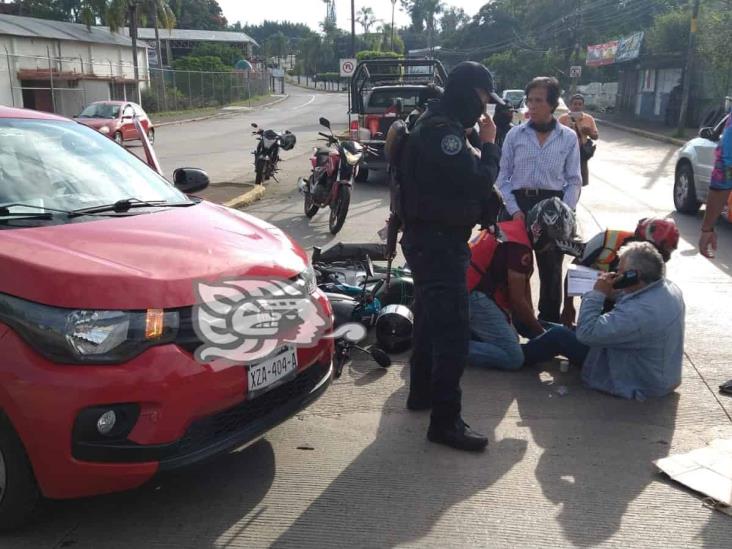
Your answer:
[567,264,602,297]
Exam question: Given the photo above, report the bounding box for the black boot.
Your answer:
[406,392,431,411]
[427,418,488,452]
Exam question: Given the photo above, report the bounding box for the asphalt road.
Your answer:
[5,85,732,548]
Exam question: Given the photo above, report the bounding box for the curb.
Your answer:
[222,184,266,209]
[154,94,291,127]
[285,79,346,94]
[596,118,687,147]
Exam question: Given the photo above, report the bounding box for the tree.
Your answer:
[697,0,732,100]
[168,0,226,30]
[356,6,378,34]
[440,6,469,41]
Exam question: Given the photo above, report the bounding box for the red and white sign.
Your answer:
[340,58,357,78]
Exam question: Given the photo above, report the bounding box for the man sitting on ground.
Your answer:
[466,198,576,370]
[522,241,685,400]
[557,217,680,327]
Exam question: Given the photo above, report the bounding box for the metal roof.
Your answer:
[136,28,259,48]
[0,14,138,48]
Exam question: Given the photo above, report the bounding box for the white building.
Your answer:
[0,14,149,117]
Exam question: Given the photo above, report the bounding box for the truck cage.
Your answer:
[348,57,448,116]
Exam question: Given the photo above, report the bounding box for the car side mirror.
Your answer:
[319,117,331,129]
[174,167,210,194]
[699,127,716,141]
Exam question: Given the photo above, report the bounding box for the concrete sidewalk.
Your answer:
[595,111,693,147]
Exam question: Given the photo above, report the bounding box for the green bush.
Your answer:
[356,50,401,62]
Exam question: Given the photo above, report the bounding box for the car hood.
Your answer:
[0,201,308,310]
[74,118,118,129]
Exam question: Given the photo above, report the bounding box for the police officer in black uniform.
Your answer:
[399,61,504,452]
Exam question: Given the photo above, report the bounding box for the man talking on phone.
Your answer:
[521,242,685,401]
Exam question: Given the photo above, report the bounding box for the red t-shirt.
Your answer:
[475,242,533,298]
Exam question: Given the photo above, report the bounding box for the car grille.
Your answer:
[175,360,330,456]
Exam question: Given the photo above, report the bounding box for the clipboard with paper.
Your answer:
[567,264,602,296]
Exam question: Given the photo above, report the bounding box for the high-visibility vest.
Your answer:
[593,230,634,271]
[467,220,532,313]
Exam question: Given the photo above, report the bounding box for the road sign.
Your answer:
[340,58,357,78]
[570,65,582,78]
[271,68,285,78]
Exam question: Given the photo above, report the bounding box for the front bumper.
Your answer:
[72,359,332,470]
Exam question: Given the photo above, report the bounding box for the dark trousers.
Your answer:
[521,323,589,366]
[513,190,564,323]
[400,224,471,425]
[580,159,589,187]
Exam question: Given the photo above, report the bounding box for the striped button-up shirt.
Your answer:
[496,122,582,216]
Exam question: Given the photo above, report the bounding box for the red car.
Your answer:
[0,106,334,529]
[74,100,155,145]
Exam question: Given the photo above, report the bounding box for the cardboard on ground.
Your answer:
[567,264,602,296]
[655,439,732,508]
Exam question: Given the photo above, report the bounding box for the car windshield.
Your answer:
[78,103,120,119]
[504,91,524,104]
[0,118,188,222]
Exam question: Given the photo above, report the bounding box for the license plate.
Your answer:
[247,346,298,395]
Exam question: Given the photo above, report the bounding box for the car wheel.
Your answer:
[114,132,123,146]
[147,128,155,145]
[355,166,369,183]
[674,162,701,214]
[0,417,41,531]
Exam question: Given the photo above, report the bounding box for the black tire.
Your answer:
[355,166,369,183]
[147,128,155,145]
[0,416,40,531]
[674,162,701,214]
[113,131,123,146]
[255,159,265,185]
[329,185,351,235]
[304,184,319,218]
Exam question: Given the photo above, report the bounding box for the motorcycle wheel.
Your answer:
[304,191,319,218]
[255,158,265,185]
[329,185,351,235]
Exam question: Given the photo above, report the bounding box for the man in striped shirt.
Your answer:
[496,76,582,323]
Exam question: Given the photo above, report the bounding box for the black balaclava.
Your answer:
[441,62,497,129]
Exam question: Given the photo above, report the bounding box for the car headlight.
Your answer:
[344,150,362,166]
[296,264,318,295]
[98,126,110,135]
[0,293,179,364]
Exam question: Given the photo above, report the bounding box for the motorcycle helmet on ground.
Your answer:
[634,217,679,262]
[526,197,576,252]
[375,304,414,354]
[374,276,415,307]
[280,130,296,151]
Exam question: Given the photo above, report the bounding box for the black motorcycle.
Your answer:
[251,122,296,185]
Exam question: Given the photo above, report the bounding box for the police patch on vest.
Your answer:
[440,134,463,155]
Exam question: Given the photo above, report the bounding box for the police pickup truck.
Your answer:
[348,57,447,182]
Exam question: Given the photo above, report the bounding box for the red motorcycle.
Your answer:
[298,117,368,235]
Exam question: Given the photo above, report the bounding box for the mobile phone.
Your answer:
[613,270,639,289]
[485,104,496,118]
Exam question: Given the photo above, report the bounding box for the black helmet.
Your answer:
[526,197,576,250]
[445,62,504,106]
[280,130,296,150]
[375,304,413,354]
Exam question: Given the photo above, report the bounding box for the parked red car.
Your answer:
[74,100,155,145]
[0,106,334,529]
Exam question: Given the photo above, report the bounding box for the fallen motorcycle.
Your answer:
[251,122,296,185]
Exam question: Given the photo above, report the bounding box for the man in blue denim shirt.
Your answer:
[522,242,685,400]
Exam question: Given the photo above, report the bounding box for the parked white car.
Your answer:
[673,113,730,213]
[512,97,569,126]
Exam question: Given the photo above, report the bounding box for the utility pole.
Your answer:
[677,0,701,137]
[351,0,356,57]
[391,0,396,52]
[570,0,583,96]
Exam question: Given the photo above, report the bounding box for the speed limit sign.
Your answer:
[340,58,357,78]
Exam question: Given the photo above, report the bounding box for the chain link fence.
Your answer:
[1,50,270,118]
[144,67,269,114]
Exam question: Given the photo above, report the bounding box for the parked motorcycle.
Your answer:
[251,122,296,185]
[297,117,370,235]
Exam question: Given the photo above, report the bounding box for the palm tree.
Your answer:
[356,6,378,34]
[107,0,175,82]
